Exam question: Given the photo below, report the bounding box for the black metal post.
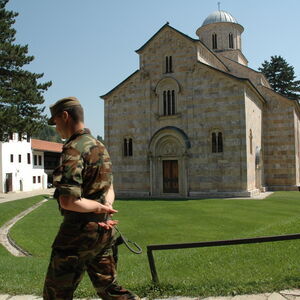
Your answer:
[147,247,159,284]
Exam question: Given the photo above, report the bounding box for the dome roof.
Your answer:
[202,10,238,26]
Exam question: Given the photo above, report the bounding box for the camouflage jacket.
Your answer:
[53,128,113,212]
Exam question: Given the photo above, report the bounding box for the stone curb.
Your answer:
[0,199,48,256]
[1,290,300,300]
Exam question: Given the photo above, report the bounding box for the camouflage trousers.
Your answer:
[43,220,139,300]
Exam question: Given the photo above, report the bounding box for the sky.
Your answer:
[6,0,300,138]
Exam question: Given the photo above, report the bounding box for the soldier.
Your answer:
[43,97,140,300]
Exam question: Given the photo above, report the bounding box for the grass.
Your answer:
[1,192,300,298]
[0,195,44,226]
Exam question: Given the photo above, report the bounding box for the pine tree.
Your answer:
[0,0,52,141]
[259,55,300,101]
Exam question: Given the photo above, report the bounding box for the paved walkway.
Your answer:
[0,189,54,204]
[0,190,273,204]
[1,289,300,299]
[0,199,48,256]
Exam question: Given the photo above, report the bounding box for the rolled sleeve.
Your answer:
[53,146,83,199]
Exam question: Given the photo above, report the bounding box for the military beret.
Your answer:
[48,96,81,125]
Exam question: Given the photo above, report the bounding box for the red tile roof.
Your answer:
[31,139,63,153]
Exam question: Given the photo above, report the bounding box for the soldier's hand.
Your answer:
[98,219,119,230]
[95,203,118,214]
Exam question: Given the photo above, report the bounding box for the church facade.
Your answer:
[101,10,300,198]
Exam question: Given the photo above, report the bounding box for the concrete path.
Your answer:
[0,199,48,256]
[0,289,300,299]
[0,188,54,204]
[0,190,273,204]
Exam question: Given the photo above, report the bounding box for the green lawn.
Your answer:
[1,192,300,298]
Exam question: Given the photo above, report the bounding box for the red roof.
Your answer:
[31,139,63,153]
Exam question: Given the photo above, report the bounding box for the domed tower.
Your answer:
[196,10,248,66]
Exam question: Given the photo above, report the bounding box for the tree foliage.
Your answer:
[259,55,300,101]
[32,125,62,143]
[96,135,104,143]
[0,0,52,141]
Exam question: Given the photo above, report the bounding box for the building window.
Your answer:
[249,129,253,154]
[212,33,217,49]
[129,138,133,156]
[123,138,133,157]
[34,155,37,166]
[38,155,42,166]
[9,133,13,140]
[33,176,36,184]
[27,153,31,164]
[165,56,173,73]
[38,176,41,183]
[18,133,22,141]
[18,154,21,163]
[212,131,223,153]
[10,154,13,163]
[163,90,176,116]
[123,139,128,157]
[26,134,30,143]
[229,33,234,49]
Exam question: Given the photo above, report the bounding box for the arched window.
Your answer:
[163,90,176,116]
[123,138,133,157]
[165,56,173,73]
[229,33,234,49]
[249,129,253,154]
[217,132,223,152]
[171,90,175,115]
[212,132,217,153]
[123,138,128,156]
[163,91,167,115]
[128,138,133,156]
[156,77,180,117]
[212,33,217,49]
[212,131,223,153]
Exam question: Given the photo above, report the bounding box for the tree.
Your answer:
[96,135,104,143]
[0,0,52,141]
[32,125,62,143]
[259,55,300,101]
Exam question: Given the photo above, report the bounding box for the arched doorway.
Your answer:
[148,127,190,197]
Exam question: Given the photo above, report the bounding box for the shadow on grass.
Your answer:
[115,196,244,202]
[116,197,189,202]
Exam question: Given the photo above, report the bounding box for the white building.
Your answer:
[0,133,62,193]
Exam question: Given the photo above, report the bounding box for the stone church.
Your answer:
[101,10,300,198]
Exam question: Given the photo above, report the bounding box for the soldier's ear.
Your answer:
[61,110,69,122]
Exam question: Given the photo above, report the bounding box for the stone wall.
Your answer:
[244,88,263,192]
[196,22,243,52]
[186,65,247,194]
[262,88,298,190]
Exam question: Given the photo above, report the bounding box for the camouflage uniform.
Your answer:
[43,128,139,300]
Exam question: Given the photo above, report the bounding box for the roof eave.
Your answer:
[135,22,198,54]
[100,69,139,100]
